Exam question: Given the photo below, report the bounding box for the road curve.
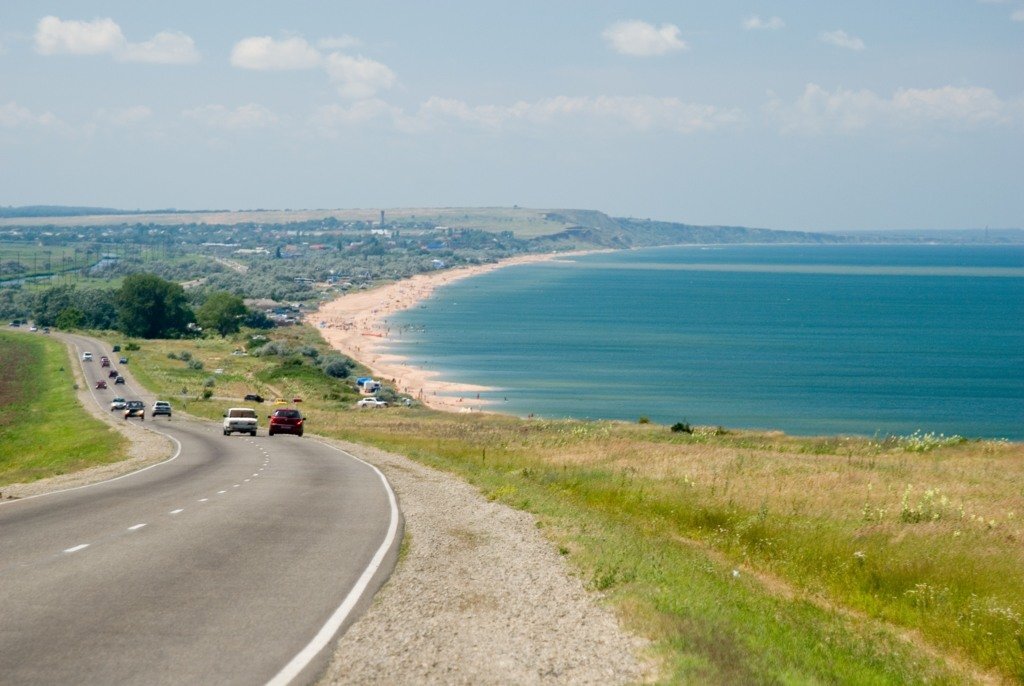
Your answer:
[0,333,402,685]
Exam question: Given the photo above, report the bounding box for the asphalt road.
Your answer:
[0,333,402,685]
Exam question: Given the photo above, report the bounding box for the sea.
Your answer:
[385,244,1024,440]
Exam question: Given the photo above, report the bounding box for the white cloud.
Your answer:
[121,31,199,64]
[35,16,125,55]
[230,36,322,70]
[318,35,361,50]
[743,15,785,31]
[602,20,688,56]
[1012,9,1024,20]
[819,29,866,51]
[767,83,1021,134]
[324,53,397,99]
[34,15,199,64]
[182,104,279,130]
[95,105,153,127]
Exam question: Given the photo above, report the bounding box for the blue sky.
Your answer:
[1,1,1022,231]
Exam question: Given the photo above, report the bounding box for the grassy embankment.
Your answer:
[96,325,1024,683]
[0,331,127,487]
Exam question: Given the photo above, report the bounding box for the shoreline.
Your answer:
[310,250,602,413]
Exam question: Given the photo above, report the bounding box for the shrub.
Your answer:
[254,341,291,357]
[179,351,192,362]
[167,352,179,360]
[638,416,651,424]
[321,355,353,379]
[201,388,213,399]
[298,345,319,359]
[671,421,693,434]
[124,342,140,351]
[203,377,215,387]
[187,359,204,370]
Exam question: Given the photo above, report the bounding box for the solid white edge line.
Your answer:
[0,333,184,508]
[63,544,89,553]
[265,442,400,686]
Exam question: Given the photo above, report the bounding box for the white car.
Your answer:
[223,407,258,436]
[110,396,127,411]
[152,401,172,418]
[82,352,93,361]
[356,397,388,408]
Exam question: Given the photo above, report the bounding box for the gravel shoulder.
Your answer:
[317,438,652,685]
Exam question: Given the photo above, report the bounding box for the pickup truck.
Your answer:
[223,407,258,436]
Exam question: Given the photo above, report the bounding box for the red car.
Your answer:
[95,380,108,389]
[267,408,305,437]
[108,369,118,378]
[100,357,110,367]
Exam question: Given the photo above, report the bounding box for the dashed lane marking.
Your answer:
[170,509,184,515]
[199,498,209,502]
[217,490,227,494]
[128,524,147,531]
[63,544,89,554]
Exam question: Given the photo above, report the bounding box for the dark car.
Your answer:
[95,380,108,389]
[268,408,305,437]
[124,400,145,420]
[112,345,121,352]
[243,393,264,403]
[114,375,126,384]
[108,369,119,378]
[119,356,128,364]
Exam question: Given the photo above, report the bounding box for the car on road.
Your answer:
[223,407,258,436]
[108,369,119,378]
[82,352,93,361]
[114,375,125,384]
[100,357,110,367]
[124,400,145,420]
[151,401,172,418]
[268,408,305,437]
[110,397,127,411]
[243,393,264,403]
[356,397,388,409]
[95,380,108,390]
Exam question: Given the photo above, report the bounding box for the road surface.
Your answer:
[0,333,401,685]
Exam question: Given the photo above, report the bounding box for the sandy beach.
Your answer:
[309,252,593,413]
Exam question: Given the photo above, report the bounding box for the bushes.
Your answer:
[671,421,693,434]
[320,355,354,379]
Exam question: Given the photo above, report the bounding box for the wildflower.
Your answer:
[853,550,866,560]
[731,569,740,579]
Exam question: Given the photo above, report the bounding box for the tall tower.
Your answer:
[380,210,385,228]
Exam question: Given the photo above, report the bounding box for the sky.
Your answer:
[1,1,1022,231]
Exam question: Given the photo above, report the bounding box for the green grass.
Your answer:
[81,324,1024,682]
[0,331,128,486]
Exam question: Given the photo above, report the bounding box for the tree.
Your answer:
[196,291,247,337]
[55,307,85,330]
[117,273,194,338]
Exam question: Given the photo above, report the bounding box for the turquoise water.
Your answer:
[386,245,1024,439]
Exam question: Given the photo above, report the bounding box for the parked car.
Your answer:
[356,397,388,408]
[42,327,50,334]
[124,400,145,420]
[108,369,119,378]
[95,380,108,390]
[151,400,172,418]
[272,398,288,405]
[292,396,303,403]
[112,345,121,352]
[29,326,37,332]
[243,393,264,403]
[114,375,125,384]
[223,407,258,436]
[110,397,127,411]
[82,352,93,361]
[119,356,128,364]
[268,408,305,437]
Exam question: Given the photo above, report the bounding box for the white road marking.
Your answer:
[267,441,401,686]
[252,473,259,477]
[63,544,89,554]
[128,523,147,531]
[199,498,209,502]
[218,490,227,494]
[244,479,251,482]
[170,508,184,515]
